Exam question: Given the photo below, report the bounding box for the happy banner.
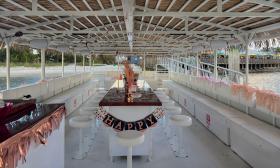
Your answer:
[96,107,164,132]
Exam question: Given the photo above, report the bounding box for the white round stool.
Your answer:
[79,106,99,127]
[156,94,169,99]
[162,100,175,107]
[169,115,192,158]
[69,116,92,159]
[156,88,169,95]
[96,87,106,92]
[80,106,99,114]
[154,91,167,96]
[116,131,145,168]
[163,106,182,137]
[85,99,100,106]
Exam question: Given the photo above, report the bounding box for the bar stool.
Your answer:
[169,115,192,158]
[162,100,175,107]
[157,94,170,100]
[79,106,100,131]
[156,88,169,95]
[116,130,145,168]
[163,106,182,138]
[96,87,106,93]
[69,116,92,159]
[85,99,99,106]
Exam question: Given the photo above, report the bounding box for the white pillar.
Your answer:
[41,48,46,80]
[143,52,146,73]
[62,52,64,77]
[74,53,77,72]
[83,55,85,72]
[237,33,254,84]
[127,146,132,168]
[89,56,92,71]
[196,52,199,76]
[214,50,218,80]
[6,44,10,90]
[245,44,249,84]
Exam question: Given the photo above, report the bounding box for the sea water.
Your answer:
[0,76,40,90]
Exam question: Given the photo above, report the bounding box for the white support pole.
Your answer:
[185,17,188,35]
[62,52,64,77]
[196,52,199,76]
[74,53,77,72]
[89,55,92,71]
[6,44,10,90]
[143,52,146,73]
[83,55,85,72]
[217,0,222,12]
[245,44,249,84]
[236,33,254,84]
[32,0,38,11]
[41,48,46,80]
[214,50,218,80]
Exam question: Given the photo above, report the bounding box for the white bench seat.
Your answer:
[163,80,280,168]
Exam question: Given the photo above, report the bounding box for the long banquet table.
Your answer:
[98,80,162,161]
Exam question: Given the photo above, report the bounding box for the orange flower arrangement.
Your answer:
[123,61,134,88]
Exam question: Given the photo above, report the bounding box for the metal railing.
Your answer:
[158,57,245,84]
[200,62,245,84]
[159,57,213,77]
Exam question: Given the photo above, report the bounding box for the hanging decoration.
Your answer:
[123,61,135,89]
[0,106,65,168]
[231,83,280,115]
[96,107,165,132]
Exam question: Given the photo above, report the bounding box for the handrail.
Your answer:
[200,62,244,76]
[166,58,212,73]
[158,57,245,84]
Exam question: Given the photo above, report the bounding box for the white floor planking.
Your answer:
[65,102,251,168]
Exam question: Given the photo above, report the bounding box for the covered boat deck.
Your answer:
[1,1,280,168]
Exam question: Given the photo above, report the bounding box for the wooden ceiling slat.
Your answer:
[56,21,70,29]
[136,0,145,6]
[148,0,159,9]
[158,0,172,11]
[77,17,94,28]
[0,17,25,27]
[70,0,90,10]
[54,0,76,11]
[169,0,185,12]
[9,16,35,25]
[158,17,172,27]
[196,0,216,12]
[245,18,280,30]
[150,16,161,25]
[13,0,32,10]
[0,1,23,11]
[101,0,113,9]
[183,0,204,12]
[223,0,242,11]
[38,0,60,11]
[113,0,122,6]
[166,18,181,29]
[0,24,12,30]
[87,16,102,26]
[84,0,102,10]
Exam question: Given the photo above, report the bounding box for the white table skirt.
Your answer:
[104,106,159,160]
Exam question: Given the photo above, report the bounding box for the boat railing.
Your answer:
[0,72,92,101]
[200,62,245,84]
[158,57,245,84]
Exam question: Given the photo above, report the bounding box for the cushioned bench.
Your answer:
[163,80,280,168]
